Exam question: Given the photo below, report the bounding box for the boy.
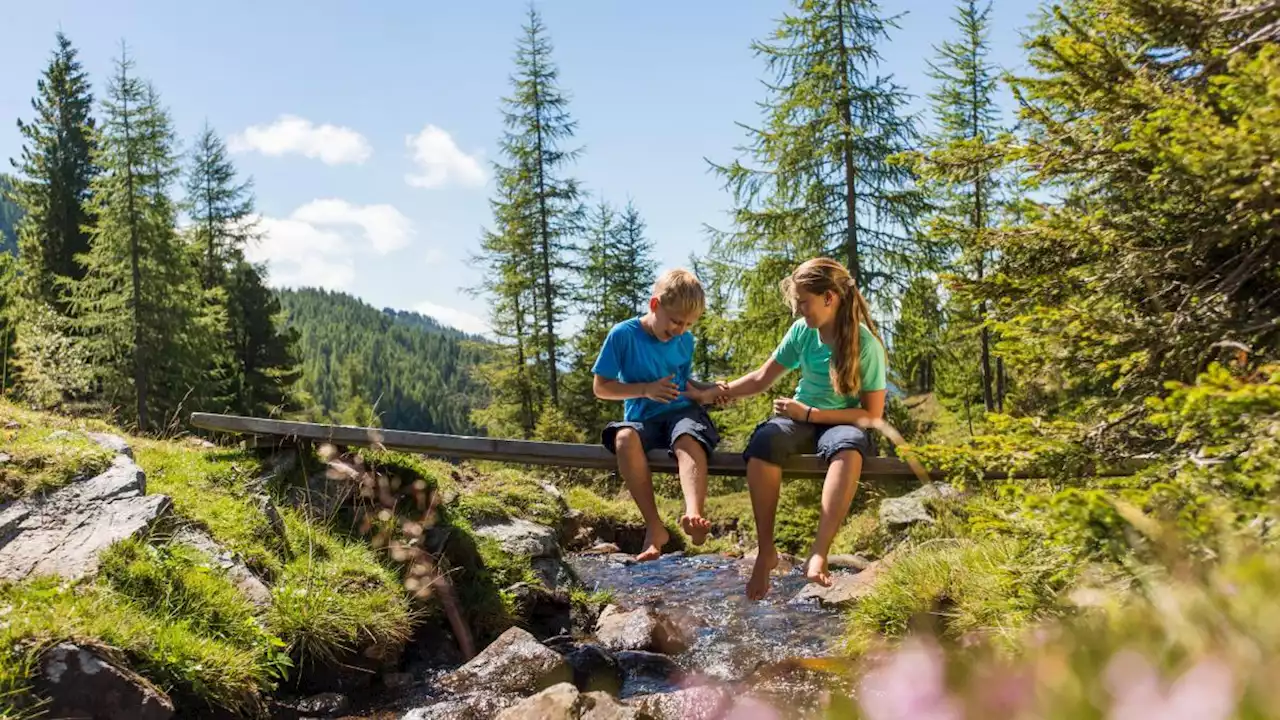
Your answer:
[592,268,726,561]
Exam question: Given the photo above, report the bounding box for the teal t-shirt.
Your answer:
[772,319,887,410]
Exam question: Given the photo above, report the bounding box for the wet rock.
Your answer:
[790,561,885,609]
[86,432,133,458]
[493,683,642,720]
[508,581,572,639]
[296,691,349,717]
[172,527,271,607]
[878,482,961,528]
[827,553,873,571]
[607,553,638,566]
[474,518,560,559]
[582,542,622,555]
[402,693,520,720]
[615,650,681,681]
[440,626,572,695]
[0,456,172,581]
[35,642,174,720]
[595,606,692,655]
[627,686,732,720]
[534,556,578,590]
[565,643,623,695]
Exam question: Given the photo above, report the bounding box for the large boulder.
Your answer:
[474,518,560,559]
[403,693,519,720]
[440,626,572,696]
[494,683,642,720]
[35,642,174,720]
[594,606,692,655]
[0,456,171,581]
[533,557,577,590]
[790,560,886,609]
[295,691,349,717]
[878,482,961,528]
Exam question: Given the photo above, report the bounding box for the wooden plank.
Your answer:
[191,413,1148,482]
[190,412,934,481]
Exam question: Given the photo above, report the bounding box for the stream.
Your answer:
[373,552,858,719]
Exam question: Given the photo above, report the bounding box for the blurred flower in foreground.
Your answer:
[859,637,962,720]
[1105,650,1237,720]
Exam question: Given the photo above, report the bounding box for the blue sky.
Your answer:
[2,0,1044,336]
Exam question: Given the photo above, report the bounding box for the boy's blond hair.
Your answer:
[652,268,706,316]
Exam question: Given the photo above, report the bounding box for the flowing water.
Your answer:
[368,552,858,718]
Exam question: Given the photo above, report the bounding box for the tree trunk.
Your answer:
[122,83,148,430]
[835,0,861,284]
[532,80,559,407]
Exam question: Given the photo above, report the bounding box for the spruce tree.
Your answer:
[470,182,542,438]
[183,124,297,417]
[613,201,657,318]
[916,0,1006,412]
[11,32,98,309]
[712,0,928,309]
[495,5,584,407]
[70,47,209,430]
[185,124,253,290]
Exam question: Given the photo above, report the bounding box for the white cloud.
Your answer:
[292,199,413,254]
[405,125,487,189]
[246,199,414,291]
[414,301,490,337]
[229,115,372,165]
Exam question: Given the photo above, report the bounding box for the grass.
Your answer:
[0,403,114,502]
[0,403,415,718]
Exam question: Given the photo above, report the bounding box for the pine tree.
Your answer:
[562,199,658,437]
[470,173,541,438]
[70,47,210,430]
[11,32,98,309]
[495,5,584,407]
[183,124,297,417]
[915,0,1006,412]
[185,124,253,290]
[712,0,928,309]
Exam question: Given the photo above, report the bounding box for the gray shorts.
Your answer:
[742,415,872,465]
[601,405,720,457]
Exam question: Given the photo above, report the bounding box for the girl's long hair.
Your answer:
[781,258,883,396]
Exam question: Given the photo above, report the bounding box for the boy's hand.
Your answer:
[644,375,681,403]
[773,397,810,421]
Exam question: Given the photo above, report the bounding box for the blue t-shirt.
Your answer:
[592,317,695,422]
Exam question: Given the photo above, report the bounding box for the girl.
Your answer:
[723,258,887,600]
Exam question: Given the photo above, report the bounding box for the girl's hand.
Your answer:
[772,397,810,421]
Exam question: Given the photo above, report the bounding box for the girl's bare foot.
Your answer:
[746,547,779,601]
[636,525,670,562]
[680,514,712,546]
[805,554,833,587]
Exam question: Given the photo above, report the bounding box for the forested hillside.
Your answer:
[278,288,487,434]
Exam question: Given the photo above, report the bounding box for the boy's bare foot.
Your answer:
[746,547,778,601]
[636,525,670,562]
[679,514,712,546]
[805,554,833,587]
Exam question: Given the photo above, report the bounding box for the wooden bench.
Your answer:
[189,412,941,481]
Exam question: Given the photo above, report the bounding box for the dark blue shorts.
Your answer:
[602,405,720,457]
[742,416,872,465]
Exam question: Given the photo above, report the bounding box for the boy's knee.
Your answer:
[614,427,643,453]
[672,434,708,459]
